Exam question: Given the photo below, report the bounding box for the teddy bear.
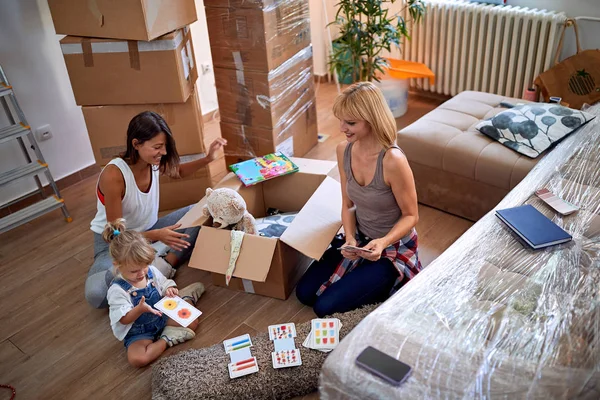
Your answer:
[202,187,258,235]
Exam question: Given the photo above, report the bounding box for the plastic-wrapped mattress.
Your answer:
[320,104,600,400]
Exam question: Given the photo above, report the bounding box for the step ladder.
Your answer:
[0,66,71,234]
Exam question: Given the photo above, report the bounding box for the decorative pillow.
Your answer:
[254,212,299,238]
[476,104,594,158]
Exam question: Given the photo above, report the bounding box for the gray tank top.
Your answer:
[344,142,403,240]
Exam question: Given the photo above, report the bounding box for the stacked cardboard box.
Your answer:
[204,0,318,165]
[48,0,227,210]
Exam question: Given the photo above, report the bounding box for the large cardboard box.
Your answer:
[205,0,311,72]
[221,101,318,165]
[159,155,228,212]
[82,88,211,165]
[48,0,197,41]
[214,46,314,134]
[180,158,342,300]
[61,28,197,105]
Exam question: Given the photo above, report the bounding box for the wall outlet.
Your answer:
[201,63,211,74]
[36,124,53,141]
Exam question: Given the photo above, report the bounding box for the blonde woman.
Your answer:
[296,82,422,317]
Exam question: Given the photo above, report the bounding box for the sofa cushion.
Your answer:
[398,91,538,191]
[475,104,595,158]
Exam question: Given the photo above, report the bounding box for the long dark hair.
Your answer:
[122,111,179,177]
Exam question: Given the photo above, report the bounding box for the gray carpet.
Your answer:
[152,303,379,400]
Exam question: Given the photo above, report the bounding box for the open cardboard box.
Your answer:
[180,158,342,299]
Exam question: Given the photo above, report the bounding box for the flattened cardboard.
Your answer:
[205,1,311,72]
[82,87,207,165]
[279,177,343,260]
[48,0,198,41]
[61,28,197,105]
[193,227,278,282]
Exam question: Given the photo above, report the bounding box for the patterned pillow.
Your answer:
[476,104,594,158]
[255,212,299,238]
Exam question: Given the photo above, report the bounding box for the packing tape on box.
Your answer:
[81,38,94,67]
[87,0,104,26]
[232,51,244,72]
[127,41,141,71]
[242,279,255,294]
[156,104,176,125]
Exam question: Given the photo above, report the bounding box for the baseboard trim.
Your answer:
[0,163,101,216]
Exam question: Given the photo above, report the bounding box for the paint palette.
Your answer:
[154,296,202,328]
[310,319,340,349]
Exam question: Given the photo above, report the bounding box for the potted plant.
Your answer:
[329,0,426,83]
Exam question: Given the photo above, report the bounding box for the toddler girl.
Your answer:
[104,218,204,367]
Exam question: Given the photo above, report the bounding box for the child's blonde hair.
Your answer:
[332,81,397,149]
[102,219,155,270]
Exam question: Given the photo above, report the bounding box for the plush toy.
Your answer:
[202,188,258,235]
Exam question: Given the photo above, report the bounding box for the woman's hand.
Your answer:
[360,238,388,261]
[340,237,361,261]
[165,287,178,297]
[207,138,228,162]
[136,296,162,316]
[154,224,190,251]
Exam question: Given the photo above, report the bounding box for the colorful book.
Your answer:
[495,204,572,250]
[229,153,299,186]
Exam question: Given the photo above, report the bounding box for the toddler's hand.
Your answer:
[136,295,162,316]
[165,287,178,297]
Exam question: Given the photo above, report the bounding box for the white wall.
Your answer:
[311,0,600,76]
[0,0,218,205]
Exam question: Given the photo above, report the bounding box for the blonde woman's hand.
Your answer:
[340,237,361,261]
[361,238,387,261]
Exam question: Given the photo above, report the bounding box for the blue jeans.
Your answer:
[296,236,400,318]
[84,206,200,309]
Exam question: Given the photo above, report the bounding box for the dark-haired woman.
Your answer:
[85,111,227,308]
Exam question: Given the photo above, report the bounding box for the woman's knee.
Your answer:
[84,275,109,309]
[295,277,317,307]
[313,295,342,318]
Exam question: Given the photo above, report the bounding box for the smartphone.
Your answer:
[355,346,412,386]
[337,245,374,253]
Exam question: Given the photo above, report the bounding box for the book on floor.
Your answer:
[495,204,572,250]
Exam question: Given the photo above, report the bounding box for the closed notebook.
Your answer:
[495,204,572,249]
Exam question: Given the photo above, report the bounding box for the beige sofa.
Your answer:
[398,91,539,221]
[320,104,600,399]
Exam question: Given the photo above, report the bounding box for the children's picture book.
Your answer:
[229,153,299,187]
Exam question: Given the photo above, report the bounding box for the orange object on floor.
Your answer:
[383,58,436,84]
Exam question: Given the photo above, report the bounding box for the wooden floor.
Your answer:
[0,82,473,399]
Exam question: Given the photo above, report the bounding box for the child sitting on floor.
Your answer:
[104,218,205,367]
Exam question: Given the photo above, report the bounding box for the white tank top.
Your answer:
[90,158,160,234]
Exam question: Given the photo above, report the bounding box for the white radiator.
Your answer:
[393,0,567,98]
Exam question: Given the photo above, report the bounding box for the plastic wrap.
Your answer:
[320,104,600,399]
[205,0,311,72]
[216,46,317,161]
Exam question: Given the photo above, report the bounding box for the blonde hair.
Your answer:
[332,82,397,149]
[102,218,155,270]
